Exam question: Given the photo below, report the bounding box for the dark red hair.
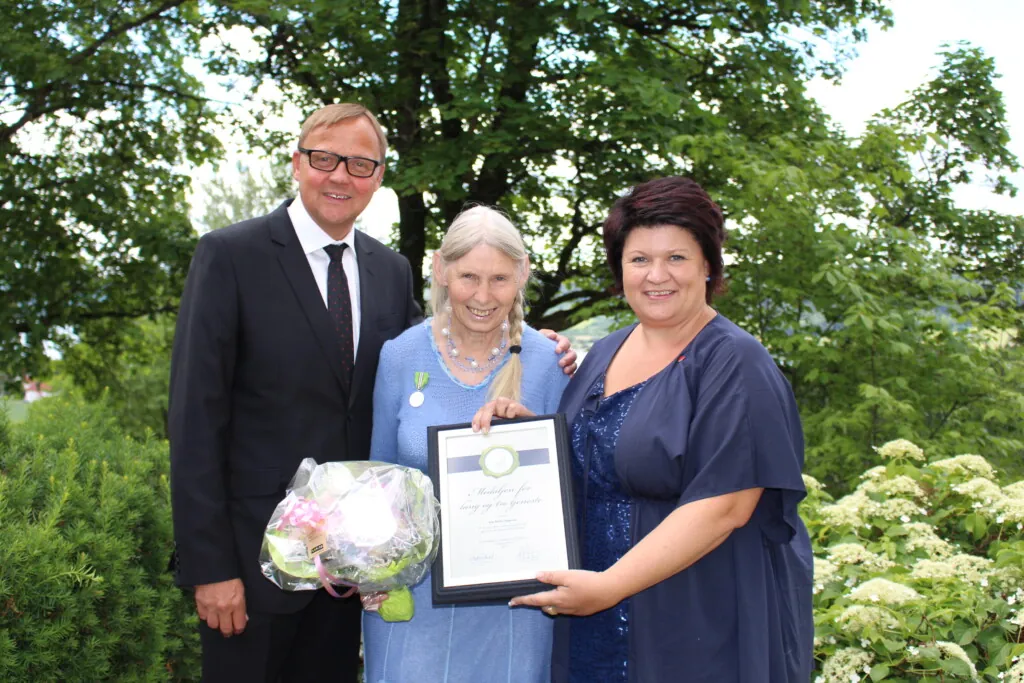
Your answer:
[602,176,726,303]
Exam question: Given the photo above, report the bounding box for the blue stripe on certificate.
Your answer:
[447,448,549,473]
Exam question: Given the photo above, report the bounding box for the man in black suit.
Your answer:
[169,103,413,682]
[169,103,572,682]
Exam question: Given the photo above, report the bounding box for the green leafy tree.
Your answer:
[2,2,1020,495]
[0,0,221,384]
[57,315,176,440]
[712,44,1023,489]
[54,162,294,440]
[205,0,891,326]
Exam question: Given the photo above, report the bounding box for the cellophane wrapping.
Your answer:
[260,458,439,593]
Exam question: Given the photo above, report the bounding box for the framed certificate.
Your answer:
[427,414,580,604]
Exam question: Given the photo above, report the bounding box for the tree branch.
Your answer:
[70,0,191,68]
[13,304,180,336]
[473,19,498,89]
[75,79,213,104]
[543,288,606,309]
[609,7,704,37]
[1,0,193,144]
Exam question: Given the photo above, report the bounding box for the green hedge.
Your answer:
[0,395,199,682]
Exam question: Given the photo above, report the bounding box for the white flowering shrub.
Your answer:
[805,440,1024,681]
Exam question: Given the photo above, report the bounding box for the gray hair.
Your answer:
[431,205,529,402]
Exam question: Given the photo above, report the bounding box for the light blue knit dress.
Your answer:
[361,319,569,683]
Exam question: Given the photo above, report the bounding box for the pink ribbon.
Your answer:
[279,497,358,598]
[314,555,357,598]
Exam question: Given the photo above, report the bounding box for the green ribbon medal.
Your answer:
[409,371,429,407]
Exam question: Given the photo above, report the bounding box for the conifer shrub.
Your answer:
[807,440,1024,681]
[0,395,200,681]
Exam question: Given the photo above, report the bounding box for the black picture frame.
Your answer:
[427,413,580,604]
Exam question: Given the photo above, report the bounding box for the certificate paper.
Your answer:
[428,414,580,603]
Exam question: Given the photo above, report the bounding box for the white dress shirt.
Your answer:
[288,196,361,358]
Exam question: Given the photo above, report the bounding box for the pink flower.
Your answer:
[278,497,326,532]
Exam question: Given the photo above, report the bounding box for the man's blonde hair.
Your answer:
[297,103,388,160]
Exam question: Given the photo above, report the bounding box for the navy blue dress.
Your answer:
[567,376,648,683]
[553,315,814,683]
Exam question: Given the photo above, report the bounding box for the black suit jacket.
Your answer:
[168,200,422,614]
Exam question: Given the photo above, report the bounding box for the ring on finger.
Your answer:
[543,605,558,616]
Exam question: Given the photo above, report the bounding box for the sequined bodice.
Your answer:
[567,375,647,683]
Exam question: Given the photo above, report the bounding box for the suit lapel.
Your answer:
[350,231,378,407]
[270,202,351,399]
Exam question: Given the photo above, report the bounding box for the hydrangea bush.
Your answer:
[806,439,1024,681]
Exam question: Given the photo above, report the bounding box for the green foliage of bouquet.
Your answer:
[0,395,199,682]
[807,439,1024,682]
[261,459,440,622]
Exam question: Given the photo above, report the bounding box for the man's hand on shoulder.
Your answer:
[195,578,248,637]
[538,329,577,376]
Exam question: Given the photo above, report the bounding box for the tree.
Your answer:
[0,0,221,384]
[56,163,294,439]
[56,314,176,440]
[205,0,892,327]
[192,160,295,234]
[713,44,1023,488]
[3,2,1020,492]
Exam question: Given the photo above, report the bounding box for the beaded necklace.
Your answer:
[441,313,509,373]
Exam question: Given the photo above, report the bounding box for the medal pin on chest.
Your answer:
[409,371,429,408]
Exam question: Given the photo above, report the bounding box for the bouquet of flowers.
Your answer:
[260,458,439,621]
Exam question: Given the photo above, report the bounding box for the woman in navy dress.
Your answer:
[474,177,814,682]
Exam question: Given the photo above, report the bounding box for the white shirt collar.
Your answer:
[288,195,358,256]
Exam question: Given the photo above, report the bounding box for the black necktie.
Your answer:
[323,243,354,386]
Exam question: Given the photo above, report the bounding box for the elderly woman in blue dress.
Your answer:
[475,177,814,682]
[361,205,570,683]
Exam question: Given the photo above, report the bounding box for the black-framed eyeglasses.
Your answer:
[298,147,382,178]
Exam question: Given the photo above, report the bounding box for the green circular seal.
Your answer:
[479,445,520,478]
